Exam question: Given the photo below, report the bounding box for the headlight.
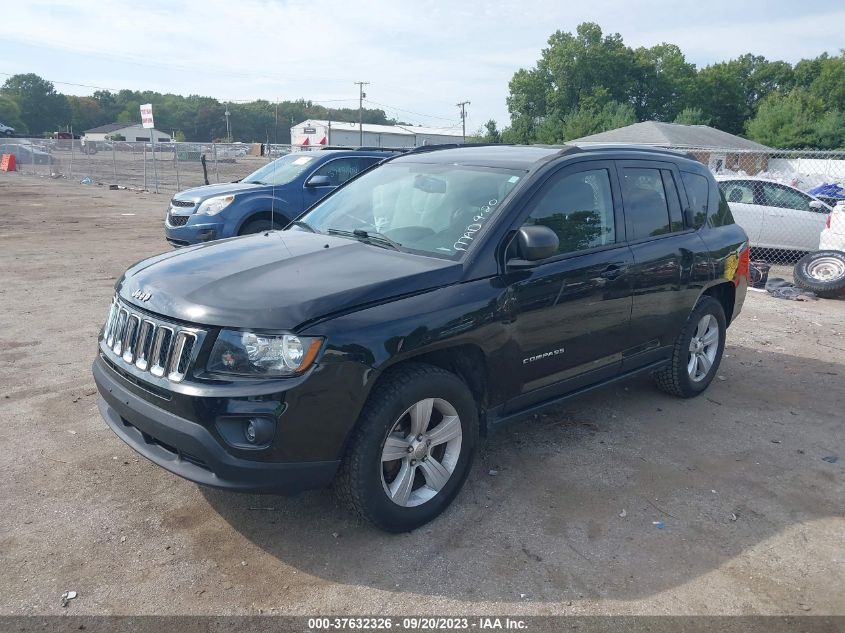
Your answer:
[196,194,235,215]
[207,330,322,376]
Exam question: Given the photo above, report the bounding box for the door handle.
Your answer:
[600,265,626,280]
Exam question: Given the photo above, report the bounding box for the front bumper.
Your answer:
[93,356,339,493]
[165,219,223,247]
[819,229,845,253]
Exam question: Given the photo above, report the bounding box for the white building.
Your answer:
[290,119,464,150]
[83,123,171,143]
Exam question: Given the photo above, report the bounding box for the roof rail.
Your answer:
[406,142,514,154]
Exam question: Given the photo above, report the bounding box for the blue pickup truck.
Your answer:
[164,149,396,246]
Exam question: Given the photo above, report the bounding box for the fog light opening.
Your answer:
[244,419,258,444]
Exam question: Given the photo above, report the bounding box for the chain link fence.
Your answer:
[0,138,293,194]
[663,146,845,266]
[1,139,843,267]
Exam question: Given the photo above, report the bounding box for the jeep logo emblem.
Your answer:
[132,289,152,302]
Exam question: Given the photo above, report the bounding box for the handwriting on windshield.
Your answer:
[453,198,499,252]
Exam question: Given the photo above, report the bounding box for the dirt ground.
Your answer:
[0,174,843,617]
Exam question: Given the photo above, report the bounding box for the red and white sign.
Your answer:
[140,103,154,129]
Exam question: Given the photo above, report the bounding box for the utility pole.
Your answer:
[354,81,370,145]
[224,103,231,143]
[456,101,470,142]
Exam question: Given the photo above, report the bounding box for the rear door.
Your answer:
[718,179,764,245]
[502,160,634,410]
[617,160,710,367]
[756,181,829,251]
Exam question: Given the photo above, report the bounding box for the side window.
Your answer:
[719,181,754,204]
[311,158,366,187]
[761,182,812,212]
[621,167,671,239]
[681,171,709,228]
[661,170,685,232]
[523,168,616,254]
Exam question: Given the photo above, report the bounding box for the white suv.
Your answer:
[819,201,845,252]
[0,121,14,136]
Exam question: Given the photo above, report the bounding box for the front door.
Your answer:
[302,156,382,209]
[502,161,633,411]
[756,181,829,251]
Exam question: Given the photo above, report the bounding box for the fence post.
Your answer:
[69,137,74,180]
[212,143,219,183]
[112,142,117,181]
[143,142,147,190]
[151,137,158,194]
[86,141,92,180]
[174,145,180,191]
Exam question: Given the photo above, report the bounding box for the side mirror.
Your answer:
[510,225,559,266]
[809,200,825,211]
[306,175,331,188]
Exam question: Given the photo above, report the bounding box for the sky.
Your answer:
[1,0,843,134]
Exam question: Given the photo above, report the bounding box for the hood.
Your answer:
[117,231,461,330]
[172,181,264,202]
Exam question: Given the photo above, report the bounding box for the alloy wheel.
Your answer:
[380,398,463,507]
[687,314,719,382]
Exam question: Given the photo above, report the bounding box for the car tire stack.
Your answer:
[793,250,845,298]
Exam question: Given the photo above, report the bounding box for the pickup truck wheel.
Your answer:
[793,250,845,298]
[335,363,478,532]
[653,296,726,398]
[239,218,284,236]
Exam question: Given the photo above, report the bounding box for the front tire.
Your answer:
[653,296,726,398]
[335,363,478,532]
[239,217,285,236]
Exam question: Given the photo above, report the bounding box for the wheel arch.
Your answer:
[700,281,736,325]
[357,343,492,440]
[236,208,291,234]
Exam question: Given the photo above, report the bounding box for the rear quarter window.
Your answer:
[680,171,709,228]
[711,190,736,227]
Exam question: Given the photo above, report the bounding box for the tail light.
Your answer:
[735,245,750,286]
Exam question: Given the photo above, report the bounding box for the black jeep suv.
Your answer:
[93,144,749,532]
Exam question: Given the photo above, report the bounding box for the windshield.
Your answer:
[296,162,524,259]
[242,153,318,186]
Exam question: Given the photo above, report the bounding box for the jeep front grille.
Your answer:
[101,298,205,383]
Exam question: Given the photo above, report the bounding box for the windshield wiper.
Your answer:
[290,220,319,233]
[327,228,402,251]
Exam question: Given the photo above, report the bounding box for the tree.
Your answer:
[67,96,104,132]
[0,94,26,132]
[674,107,709,125]
[744,89,841,148]
[694,62,747,134]
[0,73,70,135]
[631,44,697,121]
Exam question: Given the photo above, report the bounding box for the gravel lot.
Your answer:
[1,174,843,616]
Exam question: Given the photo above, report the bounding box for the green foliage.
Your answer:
[0,74,395,142]
[0,94,26,132]
[504,24,845,148]
[674,107,709,125]
[1,73,70,136]
[746,89,845,149]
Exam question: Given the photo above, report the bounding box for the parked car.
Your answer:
[93,144,749,531]
[716,175,832,253]
[164,149,397,246]
[0,121,15,136]
[0,143,53,165]
[819,200,845,252]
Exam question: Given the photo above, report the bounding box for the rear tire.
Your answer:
[239,217,285,236]
[335,363,478,532]
[653,296,726,398]
[793,250,845,298]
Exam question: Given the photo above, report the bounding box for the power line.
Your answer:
[363,98,456,123]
